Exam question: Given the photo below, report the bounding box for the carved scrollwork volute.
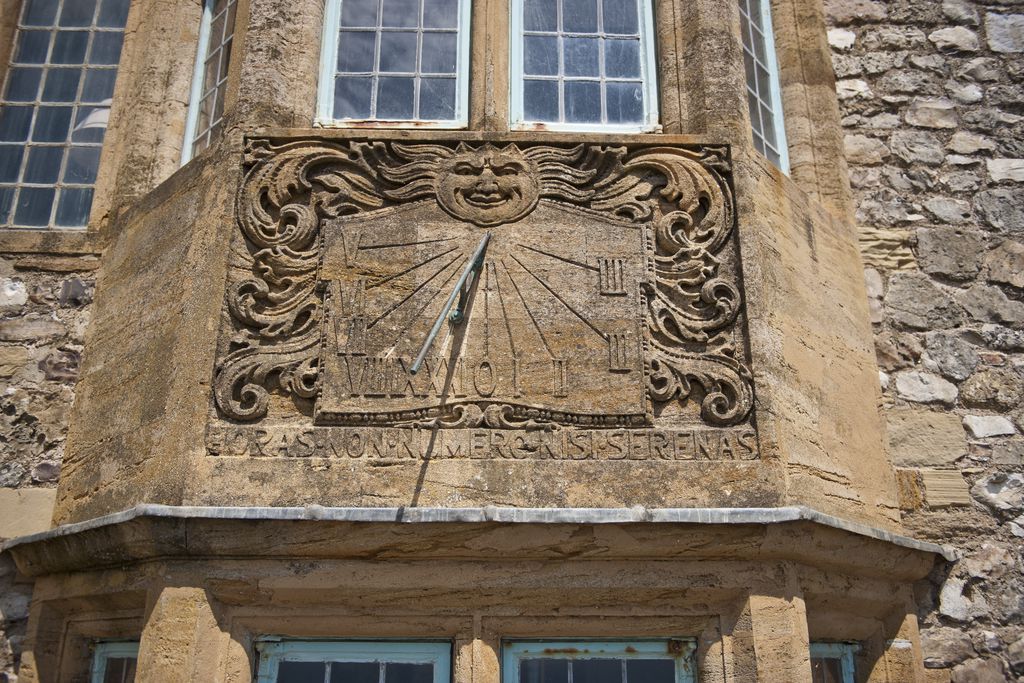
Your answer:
[214,140,387,421]
[592,146,753,427]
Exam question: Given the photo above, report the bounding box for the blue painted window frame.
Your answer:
[509,0,660,133]
[255,640,452,683]
[810,642,858,683]
[315,0,472,128]
[502,639,697,683]
[90,641,139,683]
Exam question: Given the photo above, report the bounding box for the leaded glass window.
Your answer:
[0,0,129,228]
[90,642,139,683]
[182,0,237,161]
[316,0,471,126]
[502,640,697,683]
[738,0,789,171]
[510,0,658,131]
[256,641,452,683]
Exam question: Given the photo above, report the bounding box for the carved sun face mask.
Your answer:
[436,145,540,226]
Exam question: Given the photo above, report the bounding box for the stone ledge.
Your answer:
[2,503,957,576]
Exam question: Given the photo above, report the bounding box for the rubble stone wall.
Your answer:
[827,0,1024,679]
[0,254,96,680]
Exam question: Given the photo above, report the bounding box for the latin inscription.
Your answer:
[206,426,758,461]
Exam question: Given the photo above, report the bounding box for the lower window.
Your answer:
[90,641,139,683]
[502,640,696,683]
[810,642,858,683]
[255,641,452,683]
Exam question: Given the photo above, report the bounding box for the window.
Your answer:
[316,0,471,127]
[810,642,857,683]
[90,641,139,683]
[510,0,658,132]
[256,641,452,683]
[738,0,788,171]
[0,0,129,229]
[182,0,237,162]
[502,640,696,683]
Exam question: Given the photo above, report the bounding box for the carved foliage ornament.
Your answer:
[215,139,753,427]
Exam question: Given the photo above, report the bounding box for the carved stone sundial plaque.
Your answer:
[214,135,755,442]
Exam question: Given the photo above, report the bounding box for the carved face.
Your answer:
[436,145,540,226]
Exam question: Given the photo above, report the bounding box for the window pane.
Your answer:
[382,0,419,27]
[563,36,598,77]
[384,663,433,683]
[71,105,108,141]
[421,32,456,73]
[520,659,569,683]
[340,0,379,27]
[602,0,638,34]
[52,31,89,63]
[524,35,558,75]
[82,69,117,102]
[561,0,597,32]
[523,79,558,121]
[100,655,137,683]
[334,76,372,118]
[15,30,51,63]
[0,107,35,141]
[41,67,81,101]
[329,662,379,683]
[22,0,59,26]
[604,39,640,78]
[377,76,415,118]
[379,32,417,72]
[33,106,73,141]
[338,31,376,72]
[419,77,455,119]
[0,146,24,182]
[97,0,131,26]
[23,145,63,182]
[277,661,327,683]
[564,80,600,122]
[0,187,14,223]
[13,186,54,225]
[5,67,44,101]
[605,81,643,123]
[626,659,675,681]
[89,32,124,64]
[59,0,97,27]
[811,657,845,683]
[524,0,556,31]
[423,0,457,28]
[65,145,101,182]
[571,659,622,683]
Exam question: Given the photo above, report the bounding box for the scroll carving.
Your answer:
[215,138,753,427]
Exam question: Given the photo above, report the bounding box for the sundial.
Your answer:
[317,143,649,428]
[215,137,754,433]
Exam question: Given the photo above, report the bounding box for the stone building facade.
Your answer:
[0,0,1020,680]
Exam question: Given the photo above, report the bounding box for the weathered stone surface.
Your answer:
[928,27,980,52]
[891,130,946,165]
[943,0,979,25]
[963,415,1017,438]
[0,316,65,343]
[921,469,973,507]
[918,227,984,278]
[951,657,1007,682]
[925,331,981,381]
[906,98,959,128]
[895,371,959,404]
[885,272,965,329]
[860,226,917,269]
[888,408,968,465]
[976,189,1024,234]
[982,324,1024,351]
[828,28,856,50]
[923,626,977,668]
[961,368,1024,409]
[923,198,972,224]
[29,461,60,483]
[825,0,887,24]
[0,346,31,379]
[985,13,1024,53]
[0,279,27,309]
[0,488,55,538]
[982,240,1024,288]
[865,268,884,323]
[844,133,887,163]
[963,543,1014,579]
[987,159,1024,182]
[971,472,1024,513]
[956,284,1024,325]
